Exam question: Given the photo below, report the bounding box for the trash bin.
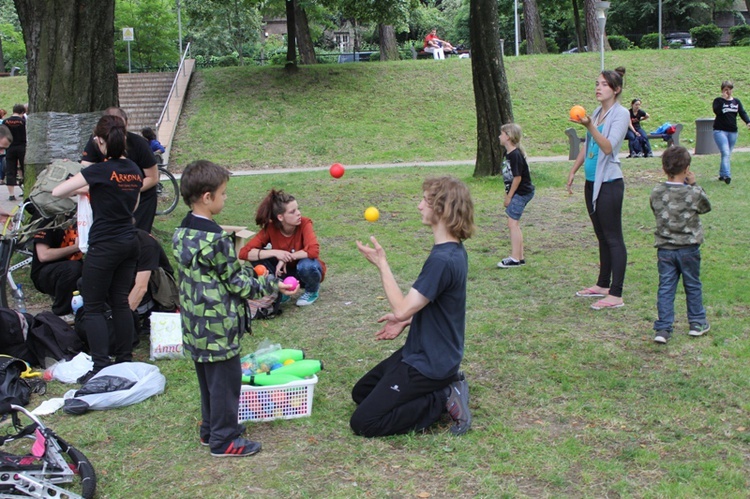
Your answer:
[694,118,719,155]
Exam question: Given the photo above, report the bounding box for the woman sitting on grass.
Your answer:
[239,189,326,307]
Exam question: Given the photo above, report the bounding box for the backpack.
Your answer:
[149,267,179,311]
[29,159,82,219]
[0,308,39,367]
[0,356,32,406]
[27,312,85,365]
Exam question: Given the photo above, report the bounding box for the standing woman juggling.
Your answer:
[566,68,630,310]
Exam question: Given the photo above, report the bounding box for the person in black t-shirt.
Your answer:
[352,176,475,437]
[31,224,84,322]
[129,229,174,317]
[53,114,143,384]
[498,123,535,269]
[712,80,750,184]
[81,107,158,231]
[625,99,652,158]
[3,104,27,201]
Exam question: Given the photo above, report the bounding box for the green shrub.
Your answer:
[729,24,750,46]
[608,35,633,51]
[639,33,662,49]
[736,37,750,46]
[690,24,723,48]
[519,38,558,54]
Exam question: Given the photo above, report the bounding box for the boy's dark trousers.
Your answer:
[195,355,245,450]
[350,347,453,437]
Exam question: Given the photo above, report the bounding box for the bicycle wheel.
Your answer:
[155,167,179,216]
[0,238,15,309]
[64,443,97,499]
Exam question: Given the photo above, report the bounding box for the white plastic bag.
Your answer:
[77,193,92,253]
[149,312,184,360]
[62,362,166,414]
[45,352,93,384]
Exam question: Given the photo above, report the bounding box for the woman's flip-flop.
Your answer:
[591,300,624,310]
[575,287,606,298]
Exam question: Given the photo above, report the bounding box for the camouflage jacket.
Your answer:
[650,183,711,249]
[173,213,277,362]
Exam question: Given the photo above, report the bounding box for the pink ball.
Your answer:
[283,276,299,292]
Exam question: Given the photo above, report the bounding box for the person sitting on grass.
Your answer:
[239,189,326,307]
[650,146,711,344]
[351,176,475,437]
[173,160,294,458]
[30,221,83,325]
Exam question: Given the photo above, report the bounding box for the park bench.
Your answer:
[0,67,22,77]
[409,46,470,59]
[565,123,682,160]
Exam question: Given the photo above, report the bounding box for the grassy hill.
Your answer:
[2,48,749,170]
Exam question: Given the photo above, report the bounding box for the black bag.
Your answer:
[0,308,39,367]
[27,311,85,365]
[0,356,32,406]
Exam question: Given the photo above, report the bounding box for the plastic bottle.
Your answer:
[71,291,84,314]
[14,284,27,313]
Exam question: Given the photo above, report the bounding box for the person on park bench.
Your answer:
[424,28,457,60]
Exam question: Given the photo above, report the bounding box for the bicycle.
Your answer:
[155,163,178,216]
[0,401,96,498]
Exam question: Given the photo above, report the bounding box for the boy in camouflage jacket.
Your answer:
[649,147,711,344]
[173,160,290,457]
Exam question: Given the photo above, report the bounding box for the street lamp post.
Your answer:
[514,0,520,56]
[658,0,663,49]
[177,0,183,56]
[594,2,610,71]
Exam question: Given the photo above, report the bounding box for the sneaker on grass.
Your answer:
[210,437,261,457]
[497,257,525,268]
[445,378,471,435]
[296,291,319,306]
[688,323,710,337]
[653,330,671,344]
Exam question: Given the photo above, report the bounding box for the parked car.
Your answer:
[666,32,694,48]
[562,46,588,54]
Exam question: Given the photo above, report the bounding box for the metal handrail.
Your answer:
[156,42,191,130]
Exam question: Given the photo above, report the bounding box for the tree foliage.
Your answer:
[114,0,180,72]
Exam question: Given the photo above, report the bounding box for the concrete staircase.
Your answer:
[118,72,174,134]
[116,59,195,162]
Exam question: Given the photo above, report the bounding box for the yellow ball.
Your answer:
[364,206,380,222]
[283,359,295,366]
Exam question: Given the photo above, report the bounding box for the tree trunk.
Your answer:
[572,0,585,51]
[14,0,117,113]
[523,0,547,54]
[295,2,316,65]
[14,0,117,169]
[0,37,5,73]
[470,0,513,177]
[378,24,399,61]
[584,0,610,54]
[285,0,298,71]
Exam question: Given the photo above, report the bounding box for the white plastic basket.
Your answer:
[238,375,317,423]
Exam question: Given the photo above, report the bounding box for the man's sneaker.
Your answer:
[445,379,471,435]
[688,323,710,337]
[200,436,210,447]
[724,177,731,185]
[210,437,261,457]
[296,291,319,306]
[497,257,525,268]
[653,330,671,344]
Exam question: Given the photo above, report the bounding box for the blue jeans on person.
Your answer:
[654,245,706,332]
[713,129,738,179]
[293,258,323,293]
[505,188,534,221]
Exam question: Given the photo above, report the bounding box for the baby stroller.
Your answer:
[0,401,95,498]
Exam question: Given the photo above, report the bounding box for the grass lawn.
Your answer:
[25,150,750,497]
[3,48,749,170]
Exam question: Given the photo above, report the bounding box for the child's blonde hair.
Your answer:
[501,122,526,158]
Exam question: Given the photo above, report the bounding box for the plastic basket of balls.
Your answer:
[238,374,318,423]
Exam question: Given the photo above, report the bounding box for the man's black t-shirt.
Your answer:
[135,229,173,307]
[81,158,142,244]
[31,225,83,280]
[3,115,26,146]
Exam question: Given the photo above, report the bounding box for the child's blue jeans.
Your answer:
[654,245,706,332]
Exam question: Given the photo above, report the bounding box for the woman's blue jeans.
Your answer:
[654,246,706,332]
[713,130,737,179]
[294,258,322,293]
